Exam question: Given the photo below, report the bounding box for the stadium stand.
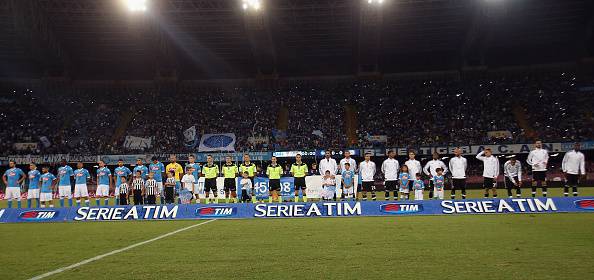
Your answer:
[1,72,593,155]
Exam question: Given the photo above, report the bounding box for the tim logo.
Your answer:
[196,207,237,217]
[19,210,58,221]
[380,203,423,214]
[574,199,594,210]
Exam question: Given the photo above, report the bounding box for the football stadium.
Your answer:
[1,0,594,279]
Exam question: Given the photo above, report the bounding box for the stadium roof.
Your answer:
[0,0,592,80]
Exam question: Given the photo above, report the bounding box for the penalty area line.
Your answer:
[28,219,217,280]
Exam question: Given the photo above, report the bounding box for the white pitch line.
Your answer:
[29,219,217,280]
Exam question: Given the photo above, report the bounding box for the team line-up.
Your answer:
[2,141,587,209]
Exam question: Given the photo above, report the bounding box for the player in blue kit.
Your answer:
[2,160,26,208]
[27,163,42,208]
[185,155,201,201]
[413,173,425,200]
[40,166,57,208]
[95,160,112,206]
[114,159,132,205]
[341,162,355,201]
[133,158,149,180]
[73,162,91,206]
[432,168,445,199]
[57,160,74,207]
[149,156,165,204]
[398,165,411,200]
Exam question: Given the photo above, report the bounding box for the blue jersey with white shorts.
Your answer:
[413,179,425,191]
[4,168,24,188]
[342,170,354,187]
[96,167,111,185]
[40,173,56,193]
[28,170,41,189]
[74,168,91,185]
[114,166,132,183]
[399,173,410,191]
[433,175,445,190]
[149,162,165,182]
[133,165,149,180]
[57,165,74,186]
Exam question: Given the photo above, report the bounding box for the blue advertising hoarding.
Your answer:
[0,197,592,223]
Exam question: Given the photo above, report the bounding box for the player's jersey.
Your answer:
[185,163,200,183]
[133,165,149,180]
[165,177,176,187]
[145,179,158,195]
[433,175,445,190]
[96,167,111,185]
[240,163,257,177]
[323,177,336,187]
[165,163,183,181]
[240,178,253,190]
[527,148,549,172]
[119,183,129,194]
[4,167,24,188]
[149,162,165,182]
[74,168,91,185]
[40,173,56,193]
[342,170,355,187]
[404,159,422,178]
[114,166,132,183]
[181,175,195,191]
[266,164,282,179]
[132,178,144,190]
[413,179,424,191]
[57,165,74,186]
[202,164,219,179]
[399,173,410,189]
[28,170,41,189]
[222,164,238,179]
[290,163,308,178]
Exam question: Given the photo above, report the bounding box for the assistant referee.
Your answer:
[290,154,308,202]
[267,156,283,203]
[222,156,238,203]
[202,155,219,203]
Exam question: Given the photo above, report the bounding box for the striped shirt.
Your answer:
[165,177,176,188]
[132,178,144,190]
[145,179,158,195]
[119,183,129,194]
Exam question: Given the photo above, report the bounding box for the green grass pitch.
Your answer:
[0,187,593,280]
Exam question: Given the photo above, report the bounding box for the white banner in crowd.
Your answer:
[486,130,513,139]
[366,135,388,143]
[123,136,152,150]
[183,126,197,147]
[13,142,38,151]
[39,136,51,148]
[248,135,269,145]
[198,133,236,152]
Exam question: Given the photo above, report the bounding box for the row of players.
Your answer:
[2,141,587,208]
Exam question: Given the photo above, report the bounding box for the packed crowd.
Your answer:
[1,72,593,155]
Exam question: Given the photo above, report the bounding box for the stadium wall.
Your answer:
[2,141,593,165]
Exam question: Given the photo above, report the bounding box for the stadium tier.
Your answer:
[1,73,593,155]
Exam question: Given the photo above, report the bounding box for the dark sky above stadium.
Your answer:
[0,0,592,80]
